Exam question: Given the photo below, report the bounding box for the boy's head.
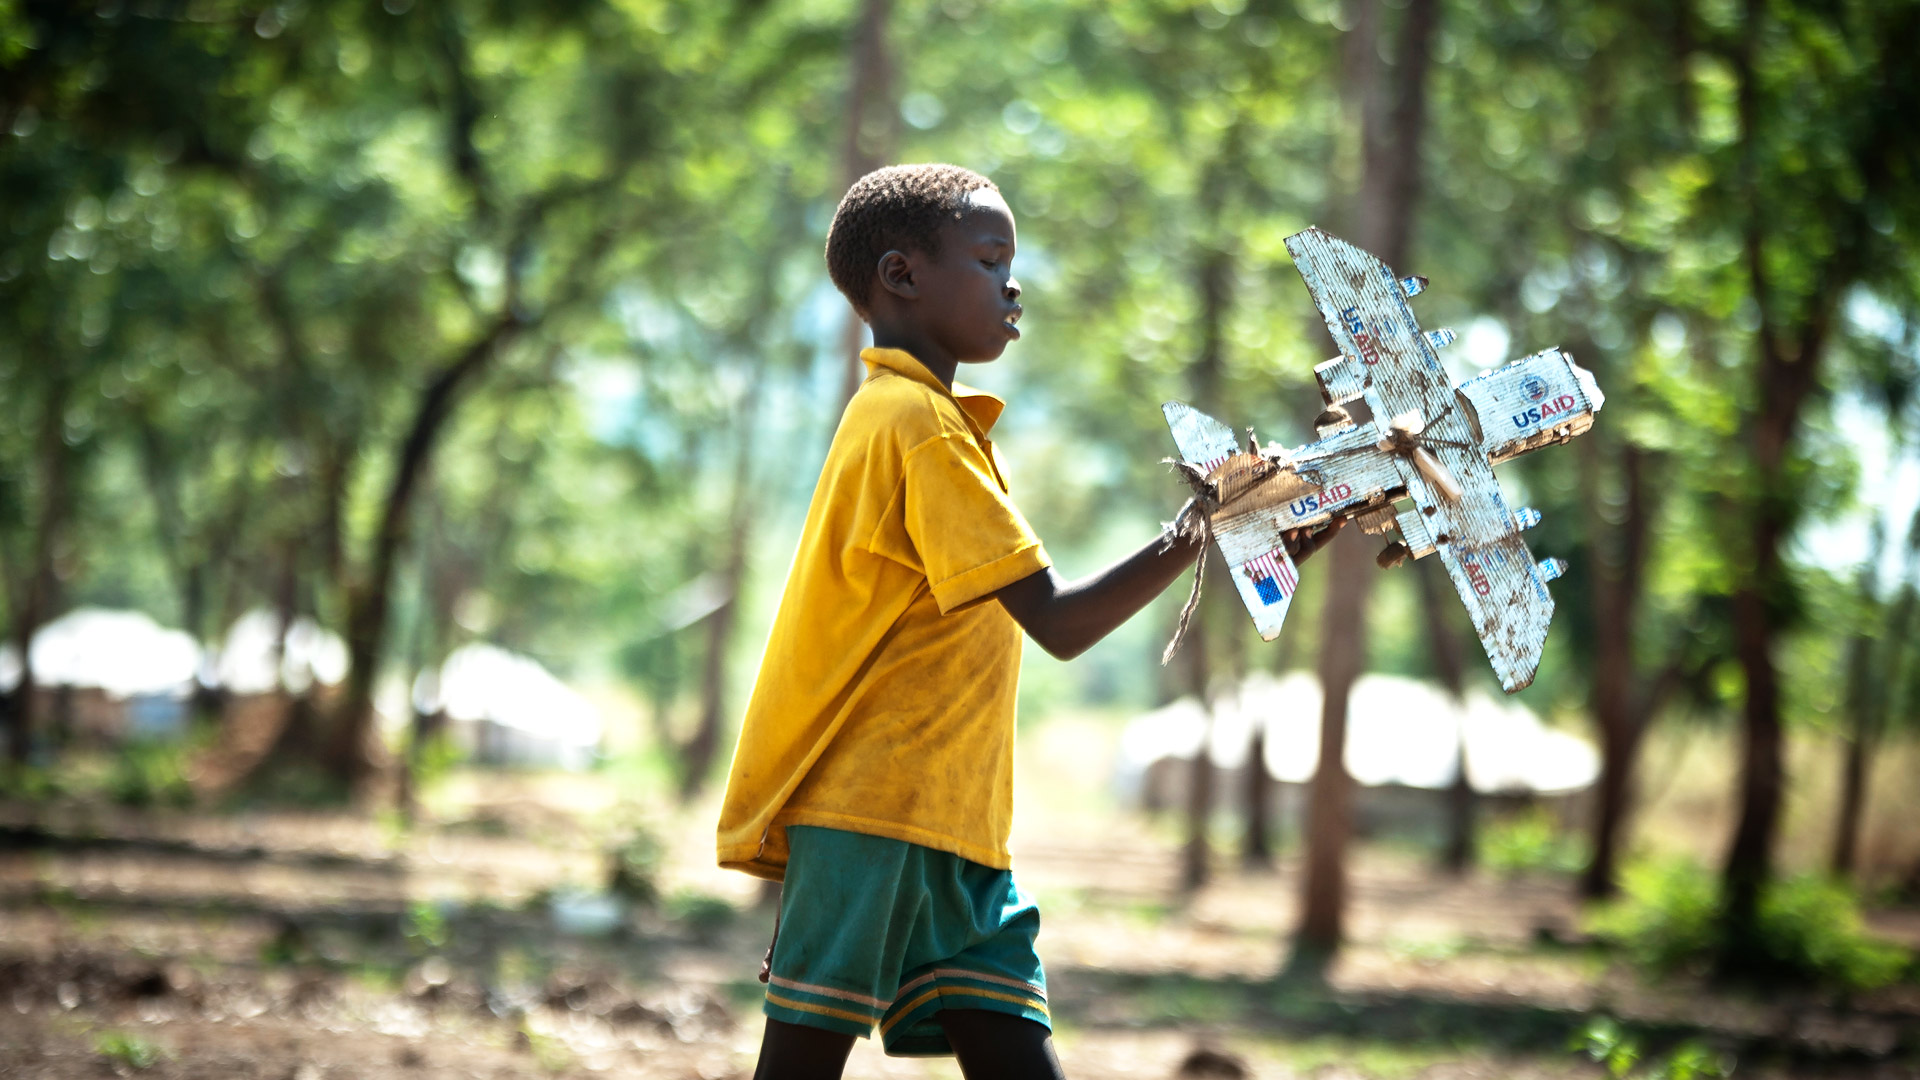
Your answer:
[825,163,1023,366]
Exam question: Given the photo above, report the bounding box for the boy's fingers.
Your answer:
[1290,518,1344,565]
[1313,518,1346,553]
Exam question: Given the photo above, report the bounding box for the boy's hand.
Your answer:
[1281,517,1344,565]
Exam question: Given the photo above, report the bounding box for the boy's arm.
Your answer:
[995,515,1344,661]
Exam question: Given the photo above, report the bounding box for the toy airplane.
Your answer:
[1164,227,1604,693]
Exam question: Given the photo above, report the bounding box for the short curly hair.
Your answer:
[825,163,999,319]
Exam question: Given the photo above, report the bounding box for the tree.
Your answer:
[1832,509,1920,877]
[1295,0,1439,967]
[1715,0,1920,968]
[1415,560,1476,873]
[834,0,898,406]
[319,5,672,789]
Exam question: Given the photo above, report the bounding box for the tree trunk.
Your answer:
[1243,720,1273,869]
[1830,717,1870,879]
[6,373,75,770]
[1830,526,1885,878]
[836,0,896,405]
[1298,529,1367,956]
[1834,522,1918,877]
[1179,229,1237,890]
[1293,0,1438,968]
[1181,721,1216,890]
[5,620,33,769]
[1718,0,1829,964]
[1246,622,1300,868]
[1578,429,1655,899]
[330,317,520,790]
[1179,605,1214,892]
[1415,559,1473,873]
[396,494,448,820]
[680,502,748,801]
[1723,570,1785,951]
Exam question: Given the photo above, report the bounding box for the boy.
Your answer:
[717,164,1338,1079]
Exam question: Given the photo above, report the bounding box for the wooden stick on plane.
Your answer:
[1164,227,1605,693]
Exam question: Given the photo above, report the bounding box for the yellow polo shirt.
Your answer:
[716,347,1051,880]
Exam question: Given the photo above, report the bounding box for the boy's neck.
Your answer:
[869,326,959,390]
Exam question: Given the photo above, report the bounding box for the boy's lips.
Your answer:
[1003,306,1022,337]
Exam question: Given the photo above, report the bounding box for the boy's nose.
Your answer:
[1004,278,1021,301]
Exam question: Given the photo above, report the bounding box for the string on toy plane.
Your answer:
[1158,467,1219,665]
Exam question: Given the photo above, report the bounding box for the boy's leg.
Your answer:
[752,1017,856,1080]
[937,1009,1066,1080]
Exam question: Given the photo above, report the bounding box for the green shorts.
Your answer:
[762,825,1049,1057]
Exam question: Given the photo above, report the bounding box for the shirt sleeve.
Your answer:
[901,432,1051,614]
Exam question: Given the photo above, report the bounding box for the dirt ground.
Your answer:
[1,719,1916,1079]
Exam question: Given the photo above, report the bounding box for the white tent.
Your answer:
[214,609,349,695]
[416,643,602,771]
[1118,671,1598,798]
[0,608,199,699]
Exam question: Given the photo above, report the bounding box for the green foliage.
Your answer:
[0,764,65,801]
[408,732,464,795]
[91,1029,164,1071]
[1478,807,1587,877]
[1576,1017,1642,1079]
[604,822,665,907]
[665,890,737,943]
[258,926,309,969]
[402,900,450,954]
[1574,1018,1733,1080]
[1589,862,1721,975]
[518,1023,573,1074]
[1589,861,1913,990]
[1755,875,1913,990]
[104,742,194,810]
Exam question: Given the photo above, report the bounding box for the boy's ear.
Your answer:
[875,250,917,301]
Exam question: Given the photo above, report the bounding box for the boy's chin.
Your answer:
[963,340,1012,364]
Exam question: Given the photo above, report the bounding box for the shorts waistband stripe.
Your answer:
[767,975,888,1011]
[765,990,878,1028]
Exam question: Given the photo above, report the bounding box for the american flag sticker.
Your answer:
[1244,547,1297,606]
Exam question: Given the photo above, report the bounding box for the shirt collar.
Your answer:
[860,347,1006,435]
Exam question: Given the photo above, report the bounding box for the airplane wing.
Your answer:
[1404,427,1555,691]
[1283,227,1456,424]
[1429,506,1556,693]
[1285,226,1560,691]
[1163,402,1303,642]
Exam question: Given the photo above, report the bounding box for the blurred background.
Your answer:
[2,0,1918,1077]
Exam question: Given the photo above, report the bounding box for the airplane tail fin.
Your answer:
[1224,544,1300,642]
